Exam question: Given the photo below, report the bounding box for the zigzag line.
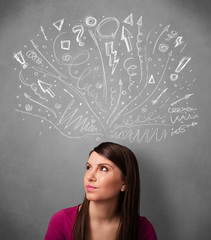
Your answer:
[170,114,199,124]
[110,128,167,143]
[59,105,98,133]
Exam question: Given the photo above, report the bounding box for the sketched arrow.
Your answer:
[121,26,133,52]
[38,80,55,98]
[171,93,194,106]
[137,16,143,27]
[153,24,170,54]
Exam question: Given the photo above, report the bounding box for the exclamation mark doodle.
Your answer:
[170,56,191,81]
[13,51,28,69]
[175,56,191,73]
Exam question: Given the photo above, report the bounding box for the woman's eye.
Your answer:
[101,166,108,172]
[86,165,91,170]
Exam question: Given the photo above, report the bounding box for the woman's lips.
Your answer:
[86,185,97,192]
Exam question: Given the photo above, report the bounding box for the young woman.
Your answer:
[44,142,157,240]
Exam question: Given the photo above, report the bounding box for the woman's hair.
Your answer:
[73,142,140,240]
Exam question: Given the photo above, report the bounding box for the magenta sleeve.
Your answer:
[44,210,65,240]
[144,228,157,240]
[139,216,157,240]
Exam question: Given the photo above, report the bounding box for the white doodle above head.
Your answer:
[13,14,198,143]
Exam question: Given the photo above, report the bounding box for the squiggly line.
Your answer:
[123,58,137,91]
[171,122,198,136]
[168,107,197,113]
[109,87,116,109]
[26,50,42,64]
[65,50,107,114]
[68,50,92,83]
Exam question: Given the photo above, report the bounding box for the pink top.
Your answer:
[44,205,157,240]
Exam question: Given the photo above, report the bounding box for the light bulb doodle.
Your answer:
[13,15,199,143]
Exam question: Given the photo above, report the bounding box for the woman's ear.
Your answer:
[121,184,126,192]
[120,176,126,191]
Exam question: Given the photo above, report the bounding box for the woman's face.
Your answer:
[84,151,125,202]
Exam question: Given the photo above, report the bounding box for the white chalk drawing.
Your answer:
[123,13,134,26]
[175,36,184,48]
[40,26,48,41]
[105,41,119,75]
[13,15,199,142]
[13,51,28,69]
[121,26,134,53]
[96,17,120,39]
[85,16,97,27]
[53,19,64,32]
[72,25,85,46]
[175,56,191,73]
[61,40,71,50]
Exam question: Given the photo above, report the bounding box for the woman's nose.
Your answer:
[87,169,97,181]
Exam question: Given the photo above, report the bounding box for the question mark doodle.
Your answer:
[72,24,85,46]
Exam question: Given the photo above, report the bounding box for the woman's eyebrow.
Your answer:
[98,163,113,168]
[86,162,113,168]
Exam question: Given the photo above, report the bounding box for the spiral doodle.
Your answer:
[26,50,42,64]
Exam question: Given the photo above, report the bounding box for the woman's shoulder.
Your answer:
[139,216,157,240]
[50,205,79,223]
[63,205,80,215]
[139,216,153,225]
[58,204,79,217]
[44,205,80,240]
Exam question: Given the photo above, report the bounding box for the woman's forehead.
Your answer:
[88,151,114,166]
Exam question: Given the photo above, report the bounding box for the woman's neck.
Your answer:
[89,200,120,223]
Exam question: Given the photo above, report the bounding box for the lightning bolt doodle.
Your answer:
[105,41,119,75]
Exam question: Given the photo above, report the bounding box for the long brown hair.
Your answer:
[73,142,140,240]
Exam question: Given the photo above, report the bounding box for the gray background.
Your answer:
[0,0,211,239]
